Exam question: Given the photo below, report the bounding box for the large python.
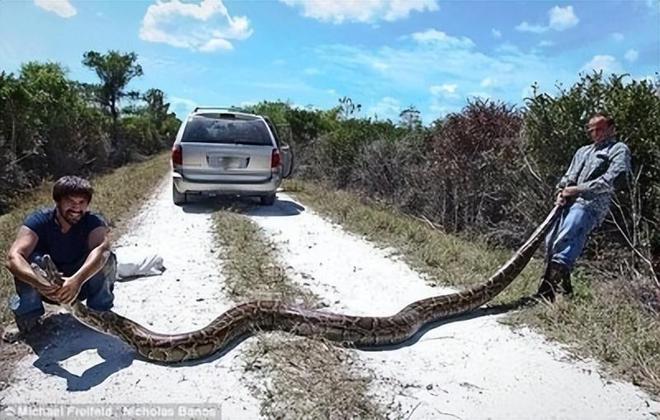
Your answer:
[34,206,560,363]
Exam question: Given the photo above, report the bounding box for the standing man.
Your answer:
[3,176,116,341]
[538,114,632,301]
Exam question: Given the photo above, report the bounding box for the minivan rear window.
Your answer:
[181,115,272,146]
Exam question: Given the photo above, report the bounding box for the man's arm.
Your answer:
[555,148,583,194]
[5,227,60,299]
[553,148,584,206]
[55,226,111,304]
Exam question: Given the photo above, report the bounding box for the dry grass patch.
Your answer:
[212,208,390,418]
[285,179,660,397]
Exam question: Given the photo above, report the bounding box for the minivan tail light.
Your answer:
[271,149,281,168]
[172,145,182,166]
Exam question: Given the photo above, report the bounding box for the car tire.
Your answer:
[260,193,276,206]
[173,182,187,205]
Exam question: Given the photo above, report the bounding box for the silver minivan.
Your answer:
[171,108,293,205]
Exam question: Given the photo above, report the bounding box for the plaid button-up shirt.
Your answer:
[556,137,632,224]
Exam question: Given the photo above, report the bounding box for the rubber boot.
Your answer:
[536,261,570,302]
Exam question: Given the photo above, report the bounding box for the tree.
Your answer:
[82,50,143,159]
[399,105,422,131]
[142,89,170,127]
[338,96,361,119]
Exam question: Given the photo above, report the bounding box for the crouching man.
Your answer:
[538,114,632,301]
[3,176,116,341]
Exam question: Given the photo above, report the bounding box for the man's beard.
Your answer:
[57,206,84,225]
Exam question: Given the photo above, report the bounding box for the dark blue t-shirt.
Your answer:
[24,208,107,276]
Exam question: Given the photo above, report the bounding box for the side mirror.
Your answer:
[280,144,294,178]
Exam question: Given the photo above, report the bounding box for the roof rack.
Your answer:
[192,106,250,113]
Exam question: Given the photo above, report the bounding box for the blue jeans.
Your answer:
[545,203,598,270]
[10,253,116,323]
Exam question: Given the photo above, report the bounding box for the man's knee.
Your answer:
[81,252,116,311]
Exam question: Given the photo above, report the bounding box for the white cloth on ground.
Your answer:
[113,247,165,279]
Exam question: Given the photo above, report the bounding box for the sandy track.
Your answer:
[0,178,260,419]
[247,192,660,420]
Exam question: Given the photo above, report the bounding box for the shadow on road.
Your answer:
[23,313,134,392]
[356,296,539,352]
[17,296,536,376]
[180,195,305,217]
[246,199,305,217]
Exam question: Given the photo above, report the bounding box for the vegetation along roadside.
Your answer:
[286,179,660,398]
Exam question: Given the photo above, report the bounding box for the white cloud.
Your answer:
[581,55,624,74]
[491,29,502,38]
[34,0,76,18]
[624,49,639,62]
[170,96,198,117]
[430,83,458,98]
[279,0,438,24]
[198,38,233,52]
[411,29,475,48]
[516,5,579,34]
[611,32,624,42]
[538,40,555,48]
[140,0,253,52]
[515,21,548,34]
[313,30,576,121]
[368,96,402,120]
[548,6,579,30]
[480,77,496,87]
[495,43,522,54]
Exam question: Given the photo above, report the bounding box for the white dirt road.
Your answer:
[1,178,659,420]
[247,192,660,420]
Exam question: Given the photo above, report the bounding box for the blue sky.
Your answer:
[1,0,658,123]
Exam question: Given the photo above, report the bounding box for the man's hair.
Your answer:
[592,113,615,128]
[52,176,94,203]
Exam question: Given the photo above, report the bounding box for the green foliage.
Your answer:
[524,72,660,250]
[120,88,181,154]
[82,50,143,121]
[82,50,144,163]
[311,118,402,187]
[337,96,361,119]
[398,105,422,131]
[0,52,179,213]
[244,100,291,125]
[120,116,160,155]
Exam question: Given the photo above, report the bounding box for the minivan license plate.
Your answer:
[207,156,247,169]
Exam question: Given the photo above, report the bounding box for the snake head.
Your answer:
[31,254,65,287]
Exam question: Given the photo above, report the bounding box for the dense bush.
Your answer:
[425,100,523,234]
[0,53,180,213]
[219,76,660,283]
[264,73,659,287]
[522,73,660,284]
